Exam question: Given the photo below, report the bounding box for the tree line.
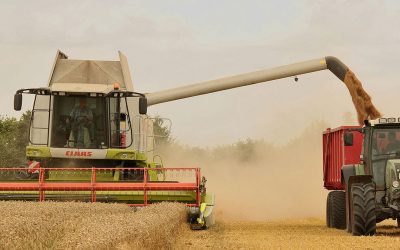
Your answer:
[0,111,31,167]
[0,112,328,168]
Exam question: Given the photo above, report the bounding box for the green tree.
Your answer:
[0,111,31,167]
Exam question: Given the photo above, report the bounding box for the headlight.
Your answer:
[393,181,400,188]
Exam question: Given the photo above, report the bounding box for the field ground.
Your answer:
[174,218,400,249]
[3,201,400,249]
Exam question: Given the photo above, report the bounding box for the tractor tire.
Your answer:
[330,191,346,229]
[350,183,376,236]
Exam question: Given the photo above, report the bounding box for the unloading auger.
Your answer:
[145,56,350,105]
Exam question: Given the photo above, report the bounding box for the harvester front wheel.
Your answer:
[189,215,206,230]
[327,191,346,229]
[350,183,376,236]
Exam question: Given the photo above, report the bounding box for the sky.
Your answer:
[0,0,399,146]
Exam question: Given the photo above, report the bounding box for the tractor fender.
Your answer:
[341,164,366,186]
[341,164,356,186]
[347,175,374,191]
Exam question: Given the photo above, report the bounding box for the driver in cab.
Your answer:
[386,131,400,153]
[66,98,94,147]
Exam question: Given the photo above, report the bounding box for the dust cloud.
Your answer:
[343,70,381,124]
[159,121,331,221]
[157,68,380,221]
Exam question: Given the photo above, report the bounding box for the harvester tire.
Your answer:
[330,191,346,229]
[189,216,207,230]
[350,183,376,236]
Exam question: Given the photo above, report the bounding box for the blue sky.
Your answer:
[0,0,399,146]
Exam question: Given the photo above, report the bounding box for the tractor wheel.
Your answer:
[330,191,346,229]
[350,183,376,236]
[326,193,332,228]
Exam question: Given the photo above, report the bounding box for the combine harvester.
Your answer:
[2,51,372,230]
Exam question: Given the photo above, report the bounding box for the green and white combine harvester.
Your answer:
[3,51,352,229]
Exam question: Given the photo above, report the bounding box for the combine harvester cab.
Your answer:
[5,51,215,229]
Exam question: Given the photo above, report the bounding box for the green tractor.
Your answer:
[325,118,400,235]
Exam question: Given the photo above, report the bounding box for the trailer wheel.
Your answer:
[326,193,332,228]
[330,191,346,229]
[350,183,376,236]
[326,191,346,229]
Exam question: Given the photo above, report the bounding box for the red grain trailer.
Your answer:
[322,126,363,190]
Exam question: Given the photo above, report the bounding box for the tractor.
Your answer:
[325,118,400,235]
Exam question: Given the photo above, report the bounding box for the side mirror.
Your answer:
[14,93,22,111]
[139,97,147,115]
[344,132,354,146]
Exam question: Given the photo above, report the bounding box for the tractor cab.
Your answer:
[361,118,400,191]
[342,118,400,191]
[363,119,400,201]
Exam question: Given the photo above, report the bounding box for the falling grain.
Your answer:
[343,70,381,124]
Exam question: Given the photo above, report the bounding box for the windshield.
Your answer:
[51,96,107,149]
[372,128,400,155]
[50,95,132,149]
[372,128,400,189]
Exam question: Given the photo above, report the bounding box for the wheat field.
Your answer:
[4,201,400,249]
[0,201,186,250]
